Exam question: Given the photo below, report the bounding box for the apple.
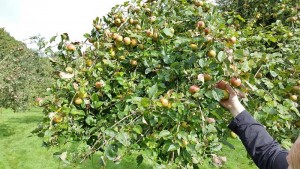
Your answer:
[116,35,123,42]
[255,73,263,78]
[190,44,198,50]
[150,16,156,23]
[288,32,293,37]
[119,55,125,60]
[292,86,300,93]
[197,21,205,29]
[74,98,83,105]
[182,139,188,147]
[204,74,212,81]
[53,115,63,123]
[129,18,134,24]
[229,36,237,44]
[189,85,200,94]
[230,77,242,87]
[138,44,144,50]
[160,98,169,107]
[35,97,43,102]
[206,118,215,123]
[146,30,153,37]
[130,39,138,47]
[95,25,102,30]
[124,37,131,45]
[66,44,76,51]
[195,0,204,7]
[153,32,159,40]
[135,24,142,30]
[95,81,104,89]
[222,90,229,100]
[207,50,216,58]
[77,91,87,98]
[65,67,73,73]
[204,28,210,35]
[130,60,137,66]
[290,95,297,101]
[114,18,121,26]
[216,80,227,90]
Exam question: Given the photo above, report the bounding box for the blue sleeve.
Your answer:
[228,110,289,169]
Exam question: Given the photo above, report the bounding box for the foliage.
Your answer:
[35,0,299,168]
[0,28,53,111]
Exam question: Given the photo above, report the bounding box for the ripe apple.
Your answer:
[130,60,137,66]
[124,37,131,45]
[195,0,204,7]
[95,25,102,30]
[66,44,76,51]
[190,44,198,51]
[229,36,237,44]
[204,28,210,35]
[216,80,227,90]
[95,81,104,89]
[146,30,153,37]
[35,97,43,103]
[116,35,123,42]
[292,86,300,93]
[230,77,242,87]
[207,50,216,58]
[114,18,121,26]
[74,98,83,105]
[206,118,215,123]
[197,21,205,29]
[189,85,200,94]
[160,98,169,107]
[53,115,63,123]
[204,74,212,81]
[130,39,138,47]
[290,95,297,101]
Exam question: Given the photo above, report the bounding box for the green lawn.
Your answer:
[0,108,257,169]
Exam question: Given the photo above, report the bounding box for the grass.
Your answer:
[0,108,257,169]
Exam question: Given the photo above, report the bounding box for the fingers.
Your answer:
[225,84,237,96]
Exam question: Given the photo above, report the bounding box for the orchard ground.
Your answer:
[0,107,257,169]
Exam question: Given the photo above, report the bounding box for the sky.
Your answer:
[0,0,128,43]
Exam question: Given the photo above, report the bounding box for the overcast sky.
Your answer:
[0,0,127,42]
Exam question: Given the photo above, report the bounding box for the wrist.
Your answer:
[229,102,245,117]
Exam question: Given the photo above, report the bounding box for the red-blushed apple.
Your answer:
[197,21,205,29]
[216,80,227,90]
[228,36,237,44]
[146,30,153,37]
[204,28,210,35]
[74,98,83,105]
[206,117,216,123]
[95,81,104,89]
[124,37,131,45]
[53,115,63,123]
[66,44,76,51]
[189,85,200,94]
[230,77,242,87]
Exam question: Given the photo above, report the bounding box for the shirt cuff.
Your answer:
[228,110,256,133]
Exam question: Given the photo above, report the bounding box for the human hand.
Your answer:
[219,84,245,117]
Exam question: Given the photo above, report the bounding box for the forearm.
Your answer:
[228,110,288,169]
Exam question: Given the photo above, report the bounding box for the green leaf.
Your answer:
[147,84,158,98]
[136,154,144,166]
[133,125,142,134]
[85,115,96,126]
[50,36,57,43]
[217,51,226,62]
[116,132,130,146]
[163,28,174,37]
[167,143,179,152]
[159,130,171,138]
[105,144,118,160]
[141,98,150,108]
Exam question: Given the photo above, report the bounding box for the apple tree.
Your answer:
[35,0,299,168]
